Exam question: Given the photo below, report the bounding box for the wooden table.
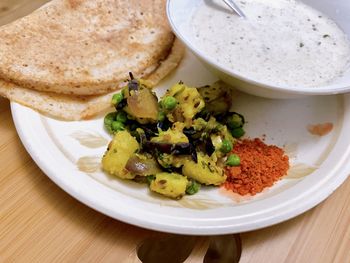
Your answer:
[1,2,350,262]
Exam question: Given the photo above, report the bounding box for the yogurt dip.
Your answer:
[192,0,350,87]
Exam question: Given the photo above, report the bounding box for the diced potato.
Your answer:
[151,122,188,144]
[206,99,231,114]
[150,173,188,199]
[166,83,205,127]
[192,118,207,131]
[166,82,186,96]
[198,82,232,114]
[157,153,190,169]
[182,153,226,186]
[102,131,139,179]
[198,81,231,102]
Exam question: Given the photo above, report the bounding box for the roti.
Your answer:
[0,0,174,95]
[0,39,185,121]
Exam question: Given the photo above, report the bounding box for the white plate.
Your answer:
[11,52,350,235]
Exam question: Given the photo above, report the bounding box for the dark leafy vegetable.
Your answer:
[143,141,196,157]
[139,123,159,139]
[146,175,156,185]
[102,77,247,199]
[205,139,216,156]
[116,98,127,110]
[195,108,211,122]
[156,118,172,131]
[183,127,197,137]
[191,149,198,163]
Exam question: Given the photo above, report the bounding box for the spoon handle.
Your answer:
[222,0,246,18]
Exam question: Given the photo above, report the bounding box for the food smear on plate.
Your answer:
[192,0,350,87]
[224,138,289,196]
[101,75,246,199]
[307,122,333,136]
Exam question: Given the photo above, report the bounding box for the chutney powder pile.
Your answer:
[224,138,290,196]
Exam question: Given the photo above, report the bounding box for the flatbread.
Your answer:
[0,39,185,121]
[0,0,174,95]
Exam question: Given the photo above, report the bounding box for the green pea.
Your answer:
[116,111,127,123]
[157,111,166,122]
[104,112,116,125]
[111,121,125,132]
[220,139,233,153]
[104,112,117,133]
[162,96,177,110]
[231,127,245,138]
[186,180,201,195]
[111,93,124,105]
[226,154,240,167]
[227,113,245,129]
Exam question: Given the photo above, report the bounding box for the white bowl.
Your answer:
[167,0,350,98]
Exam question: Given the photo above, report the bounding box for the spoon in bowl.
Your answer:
[222,0,246,18]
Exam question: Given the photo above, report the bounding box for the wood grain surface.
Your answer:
[1,2,350,262]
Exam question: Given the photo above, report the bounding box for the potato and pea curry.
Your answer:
[102,74,245,199]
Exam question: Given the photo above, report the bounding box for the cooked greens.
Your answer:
[102,75,245,199]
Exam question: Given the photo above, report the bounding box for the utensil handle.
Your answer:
[222,0,246,18]
[122,238,209,263]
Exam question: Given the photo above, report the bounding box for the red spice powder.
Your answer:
[224,138,289,196]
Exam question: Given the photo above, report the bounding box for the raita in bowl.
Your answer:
[167,0,350,98]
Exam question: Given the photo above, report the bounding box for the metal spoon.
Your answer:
[137,234,197,263]
[136,234,242,263]
[222,0,246,18]
[204,234,242,263]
